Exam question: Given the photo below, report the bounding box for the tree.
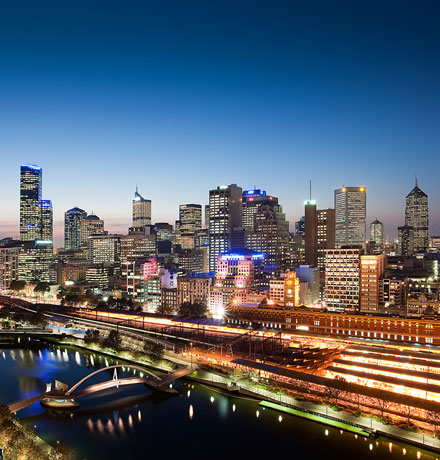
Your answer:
[34,281,50,296]
[9,280,26,293]
[157,302,175,315]
[102,330,122,351]
[427,408,440,438]
[375,397,389,419]
[403,405,416,427]
[30,309,47,327]
[178,301,207,318]
[84,329,100,344]
[143,341,165,362]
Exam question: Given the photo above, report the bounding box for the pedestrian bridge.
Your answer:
[8,363,196,412]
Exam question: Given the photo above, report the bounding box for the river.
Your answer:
[0,345,436,460]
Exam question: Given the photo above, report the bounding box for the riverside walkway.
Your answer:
[189,366,440,453]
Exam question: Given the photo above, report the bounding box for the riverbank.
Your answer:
[49,338,440,456]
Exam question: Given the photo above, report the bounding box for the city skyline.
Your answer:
[0,164,438,247]
[1,1,440,245]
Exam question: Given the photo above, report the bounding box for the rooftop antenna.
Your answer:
[309,180,312,200]
[136,183,138,194]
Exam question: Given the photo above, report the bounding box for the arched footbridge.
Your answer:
[8,363,196,412]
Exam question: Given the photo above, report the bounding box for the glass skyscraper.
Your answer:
[405,179,429,254]
[335,187,366,248]
[208,184,242,271]
[20,164,42,241]
[133,187,151,228]
[65,207,87,250]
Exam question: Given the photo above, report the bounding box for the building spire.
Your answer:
[136,183,138,194]
[309,180,312,200]
[415,175,418,188]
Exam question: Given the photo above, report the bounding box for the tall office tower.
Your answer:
[245,204,290,268]
[80,214,105,246]
[242,189,278,232]
[304,200,335,270]
[64,207,87,250]
[370,218,385,247]
[325,247,363,312]
[295,216,305,236]
[398,225,415,256]
[38,199,53,242]
[304,200,317,266]
[317,208,336,270]
[133,187,151,227]
[359,254,386,312]
[19,164,53,282]
[208,184,243,272]
[178,204,202,249]
[20,164,42,241]
[335,187,366,248]
[405,179,429,253]
[204,205,210,229]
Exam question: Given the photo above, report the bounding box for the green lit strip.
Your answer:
[259,401,370,436]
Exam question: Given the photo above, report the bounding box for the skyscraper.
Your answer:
[20,164,42,241]
[242,189,278,232]
[304,200,336,270]
[133,187,151,228]
[405,179,429,253]
[304,200,317,266]
[208,184,242,271]
[65,207,87,250]
[335,186,366,248]
[370,218,384,247]
[18,164,53,282]
[178,204,202,249]
[80,214,105,247]
[398,225,414,256]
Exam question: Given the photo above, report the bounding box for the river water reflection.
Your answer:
[0,346,437,460]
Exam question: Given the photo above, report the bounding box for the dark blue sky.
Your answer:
[1,0,439,245]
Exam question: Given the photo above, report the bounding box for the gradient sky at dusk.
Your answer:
[0,0,439,247]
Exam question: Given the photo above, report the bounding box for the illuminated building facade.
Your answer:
[405,180,429,253]
[208,184,242,271]
[177,249,206,274]
[225,306,440,345]
[242,189,278,232]
[335,186,366,248]
[325,247,363,312]
[0,247,19,290]
[245,203,290,268]
[283,271,300,307]
[178,204,202,249]
[80,214,105,247]
[359,254,386,312]
[87,234,121,265]
[19,164,42,241]
[398,225,414,256]
[304,200,336,270]
[177,272,213,306]
[18,240,53,283]
[120,232,157,262]
[369,218,384,248]
[133,187,151,227]
[64,207,87,250]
